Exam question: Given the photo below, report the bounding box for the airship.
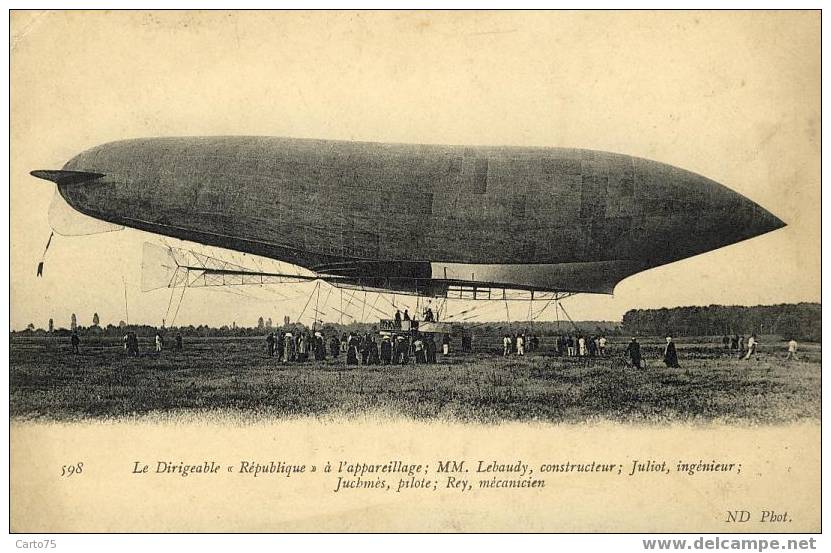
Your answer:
[31,136,785,300]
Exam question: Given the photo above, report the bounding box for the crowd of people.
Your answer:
[265,330,329,362]
[265,328,451,365]
[254,305,450,366]
[720,333,766,360]
[62,325,801,367]
[542,334,609,357]
[68,330,186,356]
[621,333,786,369]
[501,332,540,356]
[538,333,779,369]
[120,331,183,356]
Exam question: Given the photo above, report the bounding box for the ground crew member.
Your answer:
[425,335,437,362]
[380,336,393,364]
[413,337,425,363]
[743,334,758,360]
[786,338,798,360]
[266,332,275,357]
[626,337,642,369]
[663,336,680,368]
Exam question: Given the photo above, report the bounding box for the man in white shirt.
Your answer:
[743,334,757,360]
[786,338,798,360]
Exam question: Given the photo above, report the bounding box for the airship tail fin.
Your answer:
[31,169,105,185]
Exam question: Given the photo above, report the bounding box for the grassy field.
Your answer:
[9,335,821,424]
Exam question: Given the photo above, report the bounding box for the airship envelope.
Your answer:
[31,137,785,297]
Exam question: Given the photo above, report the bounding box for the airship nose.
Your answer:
[632,157,787,264]
[751,206,786,236]
[664,196,784,265]
[714,186,786,245]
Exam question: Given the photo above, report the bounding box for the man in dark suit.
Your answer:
[626,337,642,369]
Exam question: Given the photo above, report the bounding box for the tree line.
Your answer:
[621,303,821,341]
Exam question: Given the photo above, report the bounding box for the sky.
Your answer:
[9,11,820,330]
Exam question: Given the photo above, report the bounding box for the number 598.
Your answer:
[61,462,83,477]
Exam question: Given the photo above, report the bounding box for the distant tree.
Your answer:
[48,318,54,333]
[284,315,290,326]
[257,317,265,330]
[70,313,77,331]
[26,323,35,331]
[92,312,100,326]
[265,317,272,329]
[118,320,127,328]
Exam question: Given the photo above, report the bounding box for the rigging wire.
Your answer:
[557,299,580,332]
[169,284,187,327]
[122,276,129,325]
[555,297,560,331]
[354,291,393,320]
[360,291,367,323]
[330,306,355,321]
[443,299,495,321]
[313,283,322,329]
[378,292,398,314]
[320,283,335,318]
[338,287,391,320]
[162,284,177,323]
[296,280,321,324]
[312,282,339,326]
[340,287,360,316]
[436,297,448,321]
[530,298,556,321]
[368,293,382,323]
